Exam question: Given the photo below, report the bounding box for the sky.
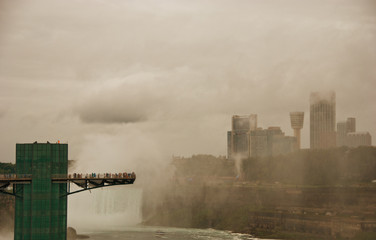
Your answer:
[0,0,375,175]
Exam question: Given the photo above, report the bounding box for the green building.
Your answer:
[15,143,68,240]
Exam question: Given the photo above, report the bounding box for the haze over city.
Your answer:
[1,1,376,240]
[0,0,375,177]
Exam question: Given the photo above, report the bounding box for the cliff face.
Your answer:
[143,147,376,239]
[144,183,376,239]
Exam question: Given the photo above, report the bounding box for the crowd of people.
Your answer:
[68,172,136,179]
[0,174,31,179]
[0,172,136,179]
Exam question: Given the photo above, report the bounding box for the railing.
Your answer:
[0,172,136,180]
[52,172,136,180]
[0,174,32,179]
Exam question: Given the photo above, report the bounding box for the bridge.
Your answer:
[0,142,136,240]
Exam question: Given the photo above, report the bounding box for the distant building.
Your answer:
[227,131,232,159]
[289,112,304,149]
[346,117,356,133]
[232,114,257,132]
[337,117,372,147]
[336,121,348,147]
[228,115,257,159]
[310,91,336,149]
[249,128,270,158]
[337,118,356,146]
[250,127,297,157]
[228,115,297,159]
[346,132,372,147]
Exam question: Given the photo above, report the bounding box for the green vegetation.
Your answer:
[0,162,15,174]
[146,147,376,240]
[242,146,376,185]
[173,154,234,177]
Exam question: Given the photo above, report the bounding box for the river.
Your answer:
[83,226,272,240]
[67,187,275,240]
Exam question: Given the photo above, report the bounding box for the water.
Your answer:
[1,226,275,240]
[67,187,276,240]
[83,226,271,240]
[68,186,143,228]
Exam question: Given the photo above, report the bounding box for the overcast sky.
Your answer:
[0,0,375,174]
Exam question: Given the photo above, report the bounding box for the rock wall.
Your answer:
[144,183,376,239]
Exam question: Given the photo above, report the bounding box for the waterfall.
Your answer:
[68,185,143,230]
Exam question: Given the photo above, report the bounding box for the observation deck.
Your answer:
[0,172,136,197]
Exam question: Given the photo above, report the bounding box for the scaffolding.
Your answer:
[0,143,136,240]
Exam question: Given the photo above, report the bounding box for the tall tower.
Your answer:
[15,143,68,240]
[289,112,304,149]
[310,91,336,149]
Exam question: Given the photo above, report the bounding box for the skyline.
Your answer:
[0,0,375,175]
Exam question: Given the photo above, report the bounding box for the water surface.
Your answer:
[84,226,274,240]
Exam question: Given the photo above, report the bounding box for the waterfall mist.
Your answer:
[68,185,143,231]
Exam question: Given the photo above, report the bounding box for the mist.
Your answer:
[0,0,375,238]
[0,0,375,162]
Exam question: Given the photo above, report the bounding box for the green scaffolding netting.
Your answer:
[15,143,68,240]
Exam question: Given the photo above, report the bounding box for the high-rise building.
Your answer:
[250,127,297,157]
[289,112,304,149]
[310,91,336,149]
[336,121,348,147]
[337,117,372,147]
[232,115,257,132]
[337,117,356,147]
[228,115,257,159]
[228,115,297,159]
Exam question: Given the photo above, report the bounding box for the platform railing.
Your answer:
[0,174,32,179]
[51,172,136,180]
[0,173,136,180]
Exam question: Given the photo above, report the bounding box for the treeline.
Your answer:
[0,162,15,174]
[173,154,234,177]
[172,147,376,185]
[242,146,376,185]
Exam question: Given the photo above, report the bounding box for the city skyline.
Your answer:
[228,91,372,157]
[0,0,375,169]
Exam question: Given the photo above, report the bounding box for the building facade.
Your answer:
[310,91,336,149]
[250,127,297,157]
[337,117,372,147]
[336,121,348,147]
[227,115,257,159]
[346,132,372,147]
[228,116,298,159]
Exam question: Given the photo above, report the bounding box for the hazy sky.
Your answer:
[0,0,375,174]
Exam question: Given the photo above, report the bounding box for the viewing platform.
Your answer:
[0,172,136,197]
[0,142,138,240]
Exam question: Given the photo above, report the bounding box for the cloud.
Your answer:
[74,67,220,124]
[74,72,170,124]
[0,0,375,163]
[0,108,7,119]
[77,95,149,124]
